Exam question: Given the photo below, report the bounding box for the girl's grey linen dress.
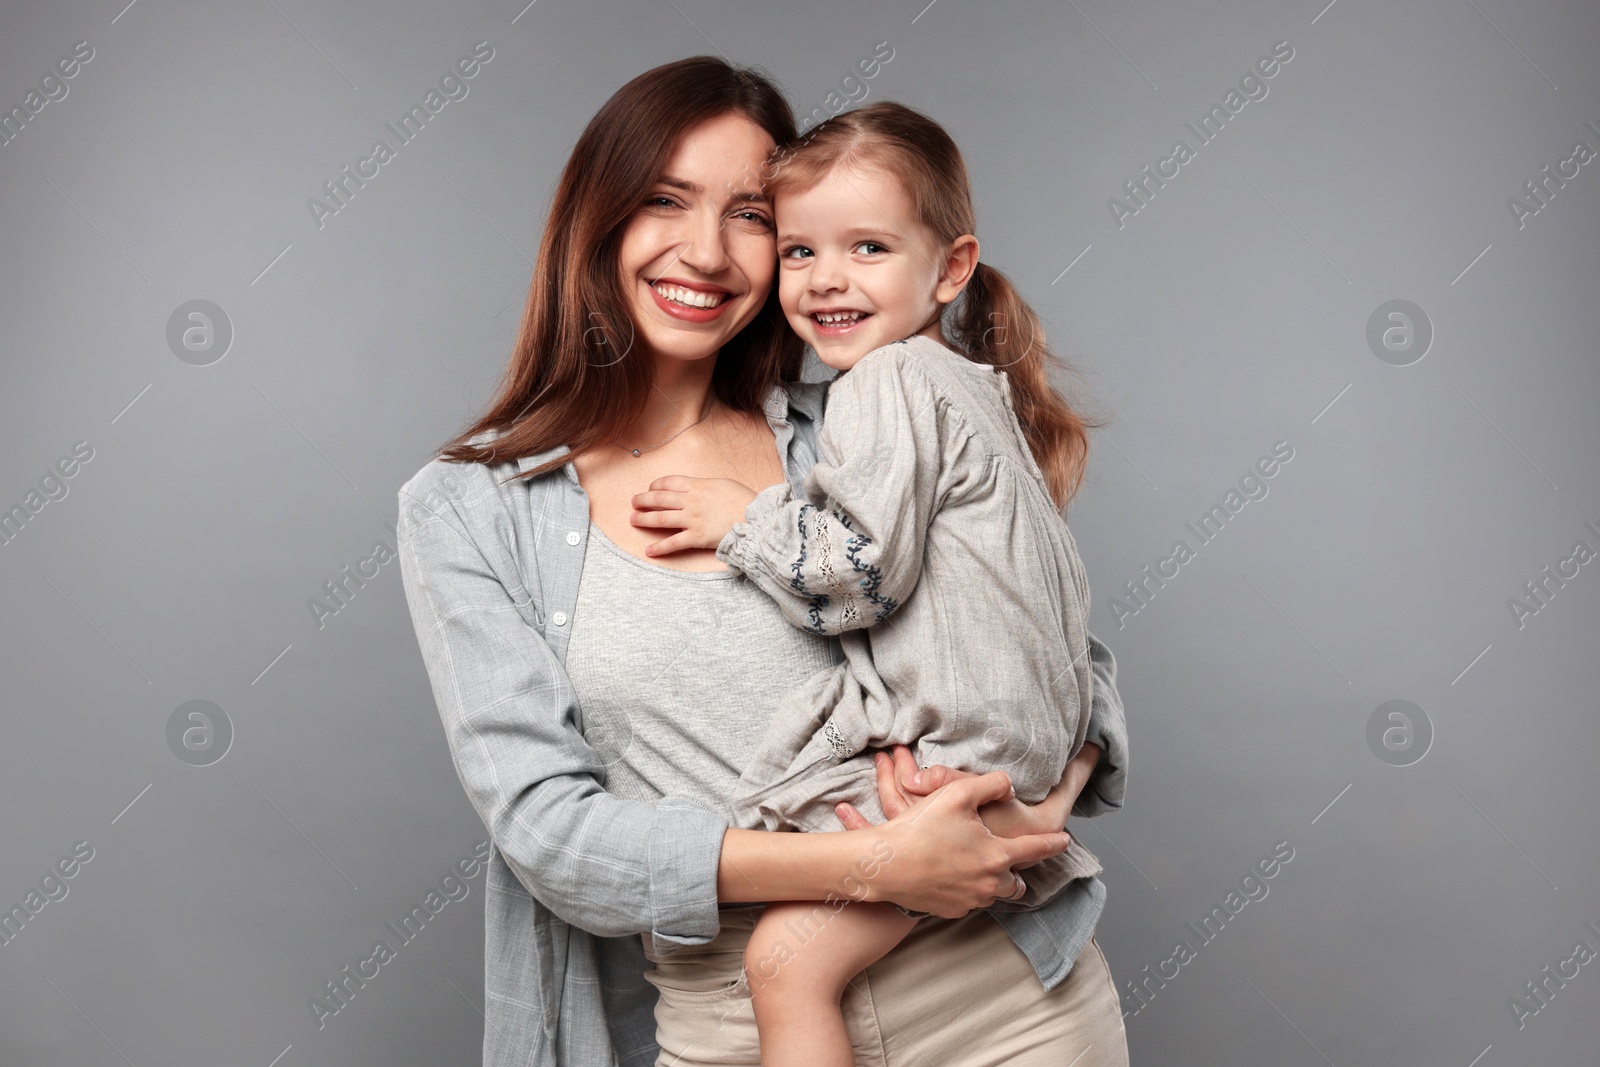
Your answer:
[716,335,1103,908]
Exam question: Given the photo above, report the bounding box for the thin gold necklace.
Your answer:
[615,401,715,458]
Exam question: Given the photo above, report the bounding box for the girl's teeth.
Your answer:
[816,311,865,324]
[653,283,726,308]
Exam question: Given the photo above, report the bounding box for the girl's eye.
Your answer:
[780,246,813,260]
[857,241,888,255]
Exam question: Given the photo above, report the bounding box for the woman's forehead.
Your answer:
[659,112,775,190]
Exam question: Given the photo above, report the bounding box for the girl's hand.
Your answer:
[841,770,1071,918]
[629,475,757,557]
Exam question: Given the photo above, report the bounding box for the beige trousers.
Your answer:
[642,904,1129,1067]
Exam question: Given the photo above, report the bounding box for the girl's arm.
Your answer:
[398,482,1067,942]
[716,346,950,635]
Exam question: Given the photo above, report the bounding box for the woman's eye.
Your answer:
[645,195,678,209]
[733,209,774,229]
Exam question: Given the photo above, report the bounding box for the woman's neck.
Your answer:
[624,356,721,446]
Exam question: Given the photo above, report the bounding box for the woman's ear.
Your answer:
[934,234,980,304]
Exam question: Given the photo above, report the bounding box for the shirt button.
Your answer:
[565,531,581,546]
[551,611,569,627]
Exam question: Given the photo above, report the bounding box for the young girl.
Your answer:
[630,101,1105,1067]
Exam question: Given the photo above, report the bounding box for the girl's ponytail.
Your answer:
[951,261,1104,514]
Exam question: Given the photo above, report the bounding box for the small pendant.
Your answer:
[630,449,641,457]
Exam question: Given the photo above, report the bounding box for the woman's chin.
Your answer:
[637,323,732,364]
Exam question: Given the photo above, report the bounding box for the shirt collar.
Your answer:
[507,378,826,484]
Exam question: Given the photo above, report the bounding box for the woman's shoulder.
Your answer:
[774,376,831,421]
[398,429,572,537]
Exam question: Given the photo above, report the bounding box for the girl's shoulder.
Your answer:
[852,334,992,387]
[833,336,1000,416]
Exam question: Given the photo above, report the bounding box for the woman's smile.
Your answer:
[647,276,736,322]
[617,110,778,363]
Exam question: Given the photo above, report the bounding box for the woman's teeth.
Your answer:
[653,283,727,308]
[814,311,866,324]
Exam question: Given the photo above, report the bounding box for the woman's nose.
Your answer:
[676,208,731,276]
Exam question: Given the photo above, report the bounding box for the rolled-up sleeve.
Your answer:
[1073,628,1128,818]
[397,487,728,950]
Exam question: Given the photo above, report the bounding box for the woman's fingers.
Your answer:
[835,802,872,830]
[890,744,922,794]
[897,752,979,796]
[874,750,911,819]
[999,829,1074,871]
[867,768,1074,917]
[941,769,1016,810]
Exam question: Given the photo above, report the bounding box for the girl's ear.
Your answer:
[934,234,980,304]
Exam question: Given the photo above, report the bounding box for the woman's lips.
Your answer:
[648,280,734,323]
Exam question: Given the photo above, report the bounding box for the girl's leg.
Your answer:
[743,899,918,1067]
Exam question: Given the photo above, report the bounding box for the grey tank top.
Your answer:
[564,519,840,818]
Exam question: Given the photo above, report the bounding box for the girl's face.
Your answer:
[616,112,779,367]
[776,162,953,371]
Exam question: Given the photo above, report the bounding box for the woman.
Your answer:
[396,57,1130,1067]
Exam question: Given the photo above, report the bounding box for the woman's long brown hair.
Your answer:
[766,101,1108,514]
[438,57,802,480]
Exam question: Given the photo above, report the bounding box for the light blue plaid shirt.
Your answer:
[396,377,1129,1067]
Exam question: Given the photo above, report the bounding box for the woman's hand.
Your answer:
[840,770,1072,918]
[837,743,1100,849]
[630,475,757,557]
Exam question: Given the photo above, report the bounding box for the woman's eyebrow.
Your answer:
[657,174,769,204]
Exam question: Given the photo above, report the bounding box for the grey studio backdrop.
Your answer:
[1,0,1596,1063]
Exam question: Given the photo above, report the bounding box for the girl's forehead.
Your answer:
[776,162,914,218]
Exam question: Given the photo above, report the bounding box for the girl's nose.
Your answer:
[809,252,847,294]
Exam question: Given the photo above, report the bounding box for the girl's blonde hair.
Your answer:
[766,101,1107,512]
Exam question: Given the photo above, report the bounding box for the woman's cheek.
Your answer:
[733,231,777,296]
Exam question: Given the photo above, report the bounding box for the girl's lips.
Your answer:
[647,280,734,323]
[809,311,872,338]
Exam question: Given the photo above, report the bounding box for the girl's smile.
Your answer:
[775,162,954,371]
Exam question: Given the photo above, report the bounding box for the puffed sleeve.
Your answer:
[716,344,951,635]
[397,484,729,952]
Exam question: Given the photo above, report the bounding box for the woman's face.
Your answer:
[616,111,779,366]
